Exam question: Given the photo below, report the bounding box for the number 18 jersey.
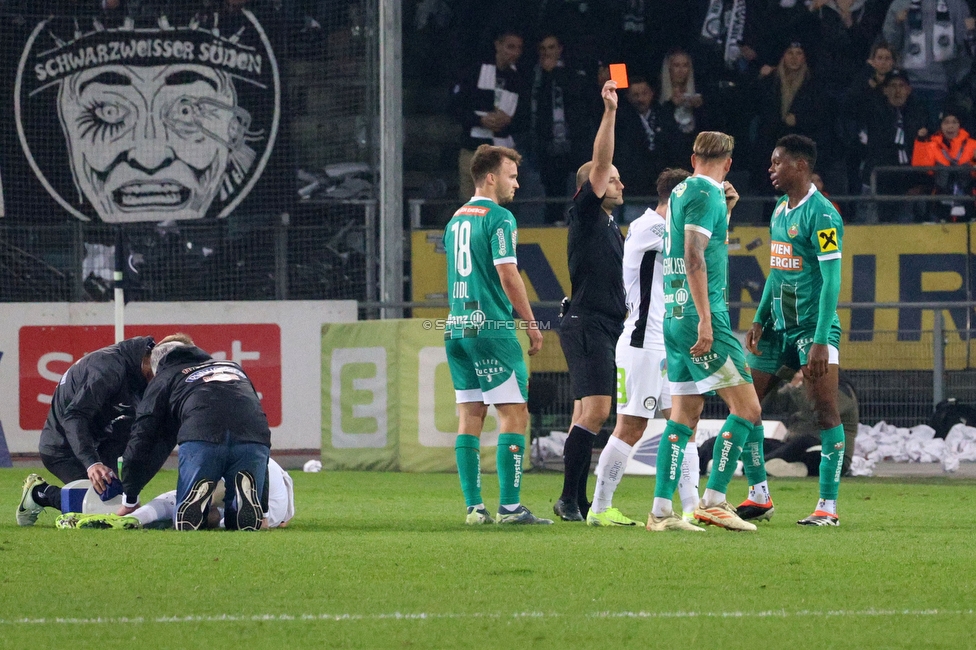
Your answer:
[444,197,519,339]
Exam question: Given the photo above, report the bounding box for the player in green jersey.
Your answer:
[444,144,550,526]
[745,134,845,527]
[650,131,764,532]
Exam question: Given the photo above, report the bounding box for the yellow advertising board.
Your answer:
[412,223,975,371]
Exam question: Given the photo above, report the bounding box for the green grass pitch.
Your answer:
[0,468,973,649]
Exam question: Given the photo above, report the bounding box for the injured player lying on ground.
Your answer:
[54,458,294,531]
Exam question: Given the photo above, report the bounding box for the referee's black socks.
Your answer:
[560,425,596,506]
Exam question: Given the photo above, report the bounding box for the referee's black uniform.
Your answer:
[556,179,625,517]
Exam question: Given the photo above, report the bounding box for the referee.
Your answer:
[554,79,627,522]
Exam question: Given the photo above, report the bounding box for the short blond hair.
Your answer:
[693,131,734,160]
[158,333,194,346]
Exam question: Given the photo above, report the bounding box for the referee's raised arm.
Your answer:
[588,80,619,198]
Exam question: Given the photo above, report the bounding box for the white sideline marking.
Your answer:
[0,609,973,625]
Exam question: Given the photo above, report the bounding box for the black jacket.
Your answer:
[38,336,153,470]
[451,60,527,151]
[121,345,271,500]
[614,101,667,198]
[863,96,929,190]
[756,72,828,155]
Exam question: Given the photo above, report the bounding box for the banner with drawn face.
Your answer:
[13,10,280,223]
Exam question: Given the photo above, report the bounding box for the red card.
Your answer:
[609,63,628,89]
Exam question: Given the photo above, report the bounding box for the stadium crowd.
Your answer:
[428,0,976,223]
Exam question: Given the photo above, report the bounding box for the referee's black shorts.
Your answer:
[558,313,622,400]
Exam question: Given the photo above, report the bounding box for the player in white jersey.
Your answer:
[587,168,702,530]
[56,458,294,530]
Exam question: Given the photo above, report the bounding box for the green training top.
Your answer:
[663,175,730,319]
[443,197,519,339]
[756,184,844,338]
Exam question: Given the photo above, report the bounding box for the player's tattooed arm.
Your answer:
[684,229,713,355]
[684,229,710,275]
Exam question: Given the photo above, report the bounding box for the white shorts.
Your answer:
[265,457,295,528]
[615,340,672,418]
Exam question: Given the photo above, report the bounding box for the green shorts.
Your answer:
[664,311,752,395]
[445,336,528,404]
[746,316,842,377]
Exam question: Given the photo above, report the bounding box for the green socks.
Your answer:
[653,421,694,499]
[705,414,753,494]
[497,433,525,507]
[455,434,482,508]
[742,422,768,486]
[456,433,526,508]
[819,425,845,501]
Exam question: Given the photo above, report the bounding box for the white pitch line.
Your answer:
[0,609,972,626]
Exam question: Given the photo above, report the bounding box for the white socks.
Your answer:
[651,497,673,518]
[749,481,771,505]
[817,498,837,515]
[702,488,725,508]
[592,436,633,514]
[678,441,700,515]
[132,490,177,527]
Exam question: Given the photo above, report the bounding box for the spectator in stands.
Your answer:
[616,0,659,76]
[536,0,616,80]
[806,1,891,191]
[862,69,930,222]
[658,49,708,169]
[755,41,828,192]
[912,106,976,219]
[688,0,765,170]
[883,0,975,129]
[614,75,666,220]
[451,28,527,201]
[522,33,590,224]
[752,0,819,70]
[842,40,896,195]
[808,0,889,103]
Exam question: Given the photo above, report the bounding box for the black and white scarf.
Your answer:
[894,109,910,164]
[639,109,657,152]
[531,63,571,157]
[701,0,747,69]
[904,0,956,69]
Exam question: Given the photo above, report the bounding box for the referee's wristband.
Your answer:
[122,494,140,508]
